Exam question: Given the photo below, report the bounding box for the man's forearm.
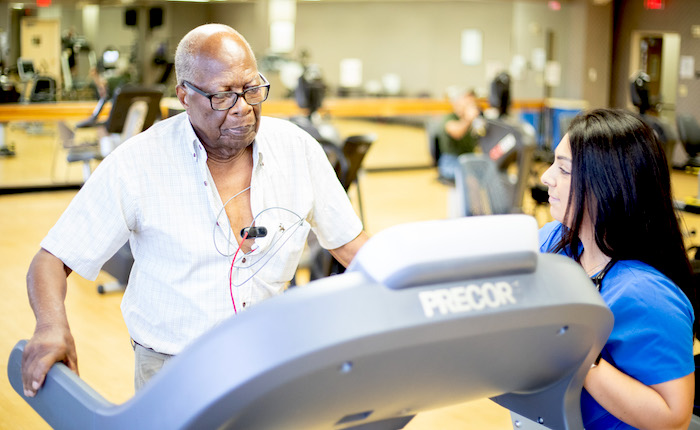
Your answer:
[26,249,72,327]
[330,231,369,268]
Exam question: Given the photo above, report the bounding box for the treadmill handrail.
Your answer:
[8,340,113,429]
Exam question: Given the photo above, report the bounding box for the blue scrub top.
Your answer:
[539,221,695,430]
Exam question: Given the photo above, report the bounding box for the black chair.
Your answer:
[304,134,375,283]
[320,141,349,187]
[677,114,700,167]
[342,133,375,224]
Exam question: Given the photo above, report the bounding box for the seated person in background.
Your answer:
[437,90,484,182]
[539,108,696,430]
[21,23,368,397]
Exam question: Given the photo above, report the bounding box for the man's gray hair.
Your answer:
[174,23,256,86]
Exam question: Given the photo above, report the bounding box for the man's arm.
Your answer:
[329,231,369,268]
[21,248,78,397]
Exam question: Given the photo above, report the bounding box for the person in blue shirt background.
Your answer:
[539,108,696,429]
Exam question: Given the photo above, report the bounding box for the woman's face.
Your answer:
[541,134,573,224]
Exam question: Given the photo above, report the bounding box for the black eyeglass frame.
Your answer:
[182,73,270,111]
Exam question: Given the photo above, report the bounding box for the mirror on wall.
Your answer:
[0,2,173,191]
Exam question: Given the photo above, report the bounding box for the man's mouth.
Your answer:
[224,125,253,135]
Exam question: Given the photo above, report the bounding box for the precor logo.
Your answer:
[418,281,517,318]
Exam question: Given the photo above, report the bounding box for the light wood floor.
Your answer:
[1,117,699,429]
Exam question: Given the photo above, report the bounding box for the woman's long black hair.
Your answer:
[554,108,696,334]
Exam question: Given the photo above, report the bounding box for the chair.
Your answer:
[303,135,375,283]
[308,141,350,279]
[56,85,163,182]
[319,140,349,187]
[677,114,700,167]
[342,133,375,224]
[289,141,349,286]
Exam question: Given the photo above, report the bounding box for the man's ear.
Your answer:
[176,84,189,109]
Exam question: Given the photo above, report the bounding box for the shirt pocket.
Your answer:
[256,221,311,283]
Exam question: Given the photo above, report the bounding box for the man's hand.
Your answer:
[21,323,78,397]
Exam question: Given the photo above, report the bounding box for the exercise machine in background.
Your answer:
[629,71,700,214]
[671,113,700,214]
[8,215,613,430]
[454,117,535,217]
[630,71,677,170]
[17,58,55,103]
[450,72,536,217]
[289,64,343,149]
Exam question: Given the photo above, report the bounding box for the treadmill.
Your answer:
[8,215,612,430]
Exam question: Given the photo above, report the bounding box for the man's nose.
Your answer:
[228,95,253,115]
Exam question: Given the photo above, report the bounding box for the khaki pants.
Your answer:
[133,341,173,391]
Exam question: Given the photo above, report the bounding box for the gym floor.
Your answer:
[1,117,699,429]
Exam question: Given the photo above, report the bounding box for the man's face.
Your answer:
[178,36,263,158]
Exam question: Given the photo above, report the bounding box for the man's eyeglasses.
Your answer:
[182,74,270,111]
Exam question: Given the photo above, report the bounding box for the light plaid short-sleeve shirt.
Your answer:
[41,113,363,354]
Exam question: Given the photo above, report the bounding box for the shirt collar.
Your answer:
[182,113,264,166]
[252,139,263,169]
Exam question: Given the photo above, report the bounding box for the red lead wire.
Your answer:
[229,231,248,314]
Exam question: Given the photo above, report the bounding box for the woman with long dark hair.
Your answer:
[540,108,696,429]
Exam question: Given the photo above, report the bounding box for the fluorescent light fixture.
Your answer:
[461,29,482,66]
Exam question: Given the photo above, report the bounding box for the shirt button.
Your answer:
[203,181,208,186]
[242,258,246,263]
[193,153,196,158]
[242,302,247,308]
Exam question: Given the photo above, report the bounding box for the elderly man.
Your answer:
[22,23,367,395]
